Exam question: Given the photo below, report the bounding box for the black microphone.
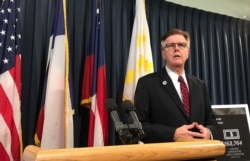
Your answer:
[105,99,132,144]
[121,100,145,140]
[105,99,125,133]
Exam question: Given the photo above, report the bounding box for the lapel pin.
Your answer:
[162,80,167,85]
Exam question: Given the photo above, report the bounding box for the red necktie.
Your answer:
[178,76,190,118]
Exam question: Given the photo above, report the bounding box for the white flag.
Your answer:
[123,0,154,102]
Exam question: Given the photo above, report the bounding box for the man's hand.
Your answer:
[193,122,211,139]
[173,122,211,141]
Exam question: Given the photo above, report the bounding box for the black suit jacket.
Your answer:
[134,68,219,143]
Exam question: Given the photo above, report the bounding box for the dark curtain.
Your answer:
[20,0,250,148]
[145,0,250,105]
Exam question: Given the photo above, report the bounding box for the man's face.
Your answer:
[161,34,189,69]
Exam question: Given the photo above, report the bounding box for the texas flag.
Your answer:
[81,0,108,147]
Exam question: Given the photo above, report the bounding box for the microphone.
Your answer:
[121,100,145,140]
[105,99,132,144]
[105,99,125,133]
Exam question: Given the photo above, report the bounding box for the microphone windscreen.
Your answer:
[105,98,118,113]
[121,100,135,113]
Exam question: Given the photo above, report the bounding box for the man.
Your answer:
[134,28,219,143]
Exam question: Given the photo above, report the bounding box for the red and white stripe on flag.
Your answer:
[81,0,108,147]
[0,0,22,160]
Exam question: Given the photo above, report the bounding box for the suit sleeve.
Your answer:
[203,84,221,139]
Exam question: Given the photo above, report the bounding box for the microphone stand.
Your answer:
[118,122,145,145]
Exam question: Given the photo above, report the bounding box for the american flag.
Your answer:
[0,0,22,160]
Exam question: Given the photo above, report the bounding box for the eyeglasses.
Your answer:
[164,42,188,50]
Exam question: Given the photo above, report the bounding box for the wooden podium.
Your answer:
[22,139,225,161]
